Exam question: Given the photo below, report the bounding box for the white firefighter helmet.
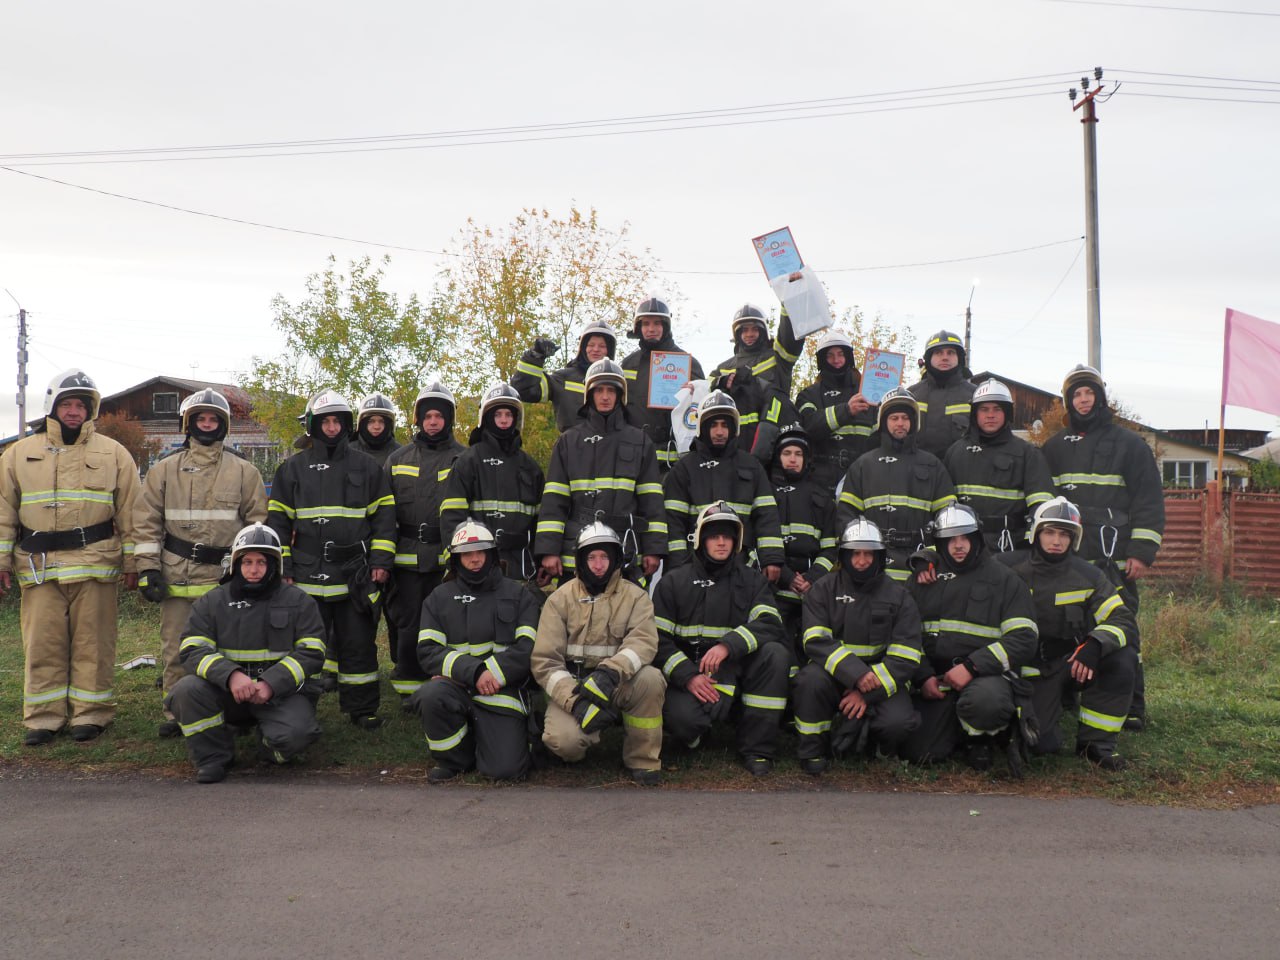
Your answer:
[305,389,353,436]
[449,520,496,554]
[932,503,981,541]
[839,518,886,551]
[230,523,283,565]
[1031,497,1084,552]
[179,388,231,433]
[576,521,623,553]
[815,328,854,359]
[43,368,101,420]
[693,501,744,555]
[414,379,456,426]
[875,387,920,434]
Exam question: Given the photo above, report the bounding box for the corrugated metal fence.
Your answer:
[1149,489,1280,596]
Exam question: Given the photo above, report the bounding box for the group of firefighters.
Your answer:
[0,295,1165,785]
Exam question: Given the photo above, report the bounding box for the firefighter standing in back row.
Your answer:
[795,328,877,495]
[532,523,665,785]
[512,320,618,432]
[908,330,976,460]
[168,523,325,783]
[620,297,705,472]
[0,369,141,746]
[1000,498,1137,770]
[268,389,396,729]
[710,304,804,463]
[1042,364,1164,731]
[385,380,465,699]
[534,359,666,582]
[943,378,1056,553]
[134,388,268,738]
[352,391,403,466]
[440,384,544,586]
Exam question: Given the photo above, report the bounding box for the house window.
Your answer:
[153,392,178,415]
[1162,460,1207,489]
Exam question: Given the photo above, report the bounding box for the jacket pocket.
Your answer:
[267,607,294,652]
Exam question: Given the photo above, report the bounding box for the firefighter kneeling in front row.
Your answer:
[412,521,539,782]
[792,518,923,775]
[1001,497,1137,771]
[532,523,665,785]
[653,501,790,777]
[167,524,325,784]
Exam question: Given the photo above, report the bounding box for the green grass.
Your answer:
[1,584,1277,806]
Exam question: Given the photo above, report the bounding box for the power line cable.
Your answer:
[1004,241,1087,339]
[1120,91,1280,104]
[1110,68,1280,84]
[1047,0,1280,15]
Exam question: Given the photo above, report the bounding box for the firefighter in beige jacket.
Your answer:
[532,523,665,785]
[133,389,268,737]
[0,369,140,745]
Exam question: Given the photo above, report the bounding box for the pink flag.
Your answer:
[1222,308,1280,416]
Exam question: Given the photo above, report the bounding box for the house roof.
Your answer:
[99,375,250,406]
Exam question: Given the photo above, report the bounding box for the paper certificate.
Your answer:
[752,226,804,282]
[862,348,906,405]
[648,351,693,409]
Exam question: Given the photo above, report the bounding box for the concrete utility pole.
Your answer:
[17,308,29,437]
[964,280,978,370]
[1071,67,1105,372]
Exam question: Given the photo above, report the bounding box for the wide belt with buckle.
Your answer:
[163,532,231,566]
[19,520,115,553]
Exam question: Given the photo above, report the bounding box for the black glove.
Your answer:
[572,696,617,735]
[578,666,619,710]
[138,570,167,603]
[1071,637,1103,673]
[532,337,559,359]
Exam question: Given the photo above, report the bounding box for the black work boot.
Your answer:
[964,737,993,772]
[70,724,104,742]
[24,728,56,747]
[1077,741,1128,772]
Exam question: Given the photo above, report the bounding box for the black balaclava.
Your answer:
[53,392,94,444]
[926,347,963,387]
[734,320,768,354]
[452,550,496,588]
[309,413,352,453]
[357,414,394,450]
[576,542,621,596]
[879,404,916,454]
[481,405,520,448]
[1066,379,1111,432]
[590,384,623,421]
[699,415,735,456]
[818,346,859,390]
[1032,525,1074,565]
[189,413,229,447]
[844,549,885,585]
[696,520,741,577]
[228,554,281,601]
[576,333,617,370]
[973,402,1013,446]
[772,439,807,482]
[937,533,984,574]
[415,400,454,448]
[634,317,671,350]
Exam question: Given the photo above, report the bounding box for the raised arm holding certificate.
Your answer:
[752,225,831,338]
[648,351,694,409]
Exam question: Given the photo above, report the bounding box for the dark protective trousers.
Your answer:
[1118,576,1145,719]
[1031,646,1137,754]
[411,679,530,780]
[166,675,321,770]
[313,597,380,717]
[900,676,1015,764]
[388,570,444,696]
[663,644,792,759]
[791,663,920,760]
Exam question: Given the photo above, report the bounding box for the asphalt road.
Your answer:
[1,776,1277,960]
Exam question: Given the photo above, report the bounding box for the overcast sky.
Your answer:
[3,0,1278,439]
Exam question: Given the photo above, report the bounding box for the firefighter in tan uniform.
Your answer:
[532,523,665,785]
[0,369,140,745]
[133,388,268,738]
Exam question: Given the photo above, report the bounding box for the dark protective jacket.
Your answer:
[943,424,1056,553]
[417,564,538,715]
[836,434,957,564]
[440,429,544,573]
[1000,550,1136,668]
[663,436,785,569]
[1041,412,1165,567]
[354,435,402,467]
[709,367,791,467]
[712,310,805,399]
[533,406,666,568]
[179,579,327,695]
[796,367,877,493]
[511,341,593,433]
[800,565,924,702]
[907,551,1039,679]
[769,460,838,605]
[267,437,396,600]
[908,371,976,460]
[384,431,465,573]
[621,331,706,470]
[652,554,784,689]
